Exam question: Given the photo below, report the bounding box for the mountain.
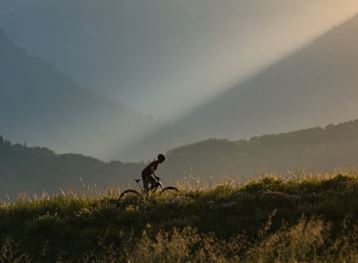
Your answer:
[2,119,358,197]
[0,26,155,161]
[0,136,143,197]
[174,14,358,140]
[2,5,357,161]
[161,119,358,183]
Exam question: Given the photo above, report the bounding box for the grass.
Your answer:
[0,172,357,262]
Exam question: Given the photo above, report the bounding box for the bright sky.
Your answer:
[1,0,358,122]
[136,0,358,121]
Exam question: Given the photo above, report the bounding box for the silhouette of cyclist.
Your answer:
[142,154,166,192]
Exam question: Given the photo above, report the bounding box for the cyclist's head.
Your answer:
[157,154,166,163]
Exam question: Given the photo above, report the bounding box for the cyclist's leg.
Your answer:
[142,176,149,193]
[148,175,159,191]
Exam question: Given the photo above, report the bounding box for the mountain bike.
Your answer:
[120,176,180,202]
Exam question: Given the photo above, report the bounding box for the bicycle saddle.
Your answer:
[135,179,142,183]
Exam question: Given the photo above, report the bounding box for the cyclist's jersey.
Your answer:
[142,160,159,178]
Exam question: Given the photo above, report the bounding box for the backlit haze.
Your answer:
[1,0,357,120]
[1,0,358,161]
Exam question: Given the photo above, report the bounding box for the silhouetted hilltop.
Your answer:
[0,136,142,197]
[161,119,358,182]
[1,119,358,196]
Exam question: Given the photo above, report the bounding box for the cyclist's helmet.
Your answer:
[157,154,166,162]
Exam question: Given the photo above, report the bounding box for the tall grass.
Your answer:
[0,172,357,262]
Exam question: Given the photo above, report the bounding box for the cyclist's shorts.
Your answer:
[142,174,157,185]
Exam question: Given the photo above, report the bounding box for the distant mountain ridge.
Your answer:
[0,136,143,197]
[1,119,358,197]
[161,119,358,182]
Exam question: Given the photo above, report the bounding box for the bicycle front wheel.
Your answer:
[159,186,180,199]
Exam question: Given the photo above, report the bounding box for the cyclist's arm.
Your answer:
[150,166,157,178]
[150,167,161,182]
[150,166,156,174]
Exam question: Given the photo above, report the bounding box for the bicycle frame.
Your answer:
[135,175,164,194]
[120,177,179,200]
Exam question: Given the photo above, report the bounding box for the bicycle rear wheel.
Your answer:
[120,189,142,204]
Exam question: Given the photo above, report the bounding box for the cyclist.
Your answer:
[142,154,166,192]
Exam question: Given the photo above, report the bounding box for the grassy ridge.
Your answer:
[0,173,358,262]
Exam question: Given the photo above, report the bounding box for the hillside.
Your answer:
[0,174,357,262]
[0,136,142,198]
[162,119,358,182]
[1,119,358,197]
[0,27,154,161]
